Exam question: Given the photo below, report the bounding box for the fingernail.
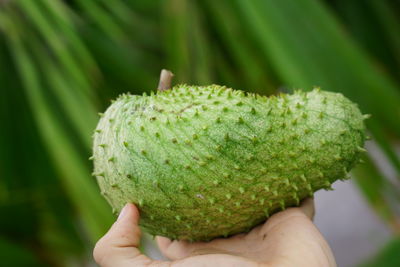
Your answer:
[117,204,128,221]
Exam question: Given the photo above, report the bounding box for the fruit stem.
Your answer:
[157,69,174,91]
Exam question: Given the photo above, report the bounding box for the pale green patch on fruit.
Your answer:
[92,85,367,241]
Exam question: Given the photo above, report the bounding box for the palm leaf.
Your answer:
[3,12,114,243]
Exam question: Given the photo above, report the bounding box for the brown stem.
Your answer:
[157,69,174,91]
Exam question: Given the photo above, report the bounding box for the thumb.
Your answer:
[93,203,153,267]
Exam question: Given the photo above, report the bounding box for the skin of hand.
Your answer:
[93,198,336,267]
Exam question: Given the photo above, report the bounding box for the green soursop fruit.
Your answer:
[92,85,367,241]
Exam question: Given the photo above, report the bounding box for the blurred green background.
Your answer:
[0,0,399,266]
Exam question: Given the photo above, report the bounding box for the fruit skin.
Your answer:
[92,85,366,241]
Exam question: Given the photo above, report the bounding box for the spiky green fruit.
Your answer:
[92,85,366,241]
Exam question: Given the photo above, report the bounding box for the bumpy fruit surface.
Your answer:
[92,85,366,241]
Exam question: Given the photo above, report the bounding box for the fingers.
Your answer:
[257,198,336,267]
[156,236,226,260]
[93,203,153,267]
[156,236,195,260]
[258,197,315,236]
[156,198,316,261]
[299,197,315,219]
[156,236,173,256]
[264,214,336,267]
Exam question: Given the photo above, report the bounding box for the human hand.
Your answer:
[94,198,336,267]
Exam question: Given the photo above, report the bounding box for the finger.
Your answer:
[93,203,153,267]
[156,233,248,260]
[259,199,314,236]
[258,200,336,267]
[156,198,316,261]
[299,197,315,219]
[155,236,173,258]
[265,215,336,267]
[156,236,197,260]
[156,236,172,254]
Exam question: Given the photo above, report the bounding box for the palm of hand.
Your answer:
[94,198,336,267]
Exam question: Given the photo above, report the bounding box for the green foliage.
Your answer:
[360,238,400,267]
[0,237,43,267]
[0,0,399,265]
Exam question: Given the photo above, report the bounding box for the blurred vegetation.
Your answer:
[0,0,399,266]
[360,238,400,267]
